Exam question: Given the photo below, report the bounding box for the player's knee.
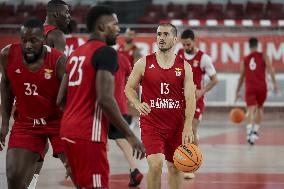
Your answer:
[168,163,180,174]
[148,158,163,172]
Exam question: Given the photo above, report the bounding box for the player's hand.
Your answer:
[182,126,194,145]
[0,125,9,151]
[195,89,205,100]
[126,135,146,160]
[134,102,151,115]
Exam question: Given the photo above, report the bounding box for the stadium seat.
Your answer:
[185,3,205,19]
[265,2,284,19]
[225,3,244,19]
[245,2,265,19]
[206,2,224,19]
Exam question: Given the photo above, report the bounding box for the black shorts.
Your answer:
[108,114,132,140]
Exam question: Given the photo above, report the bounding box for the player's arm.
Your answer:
[235,61,245,101]
[0,45,15,150]
[56,55,68,108]
[95,47,145,159]
[125,57,150,115]
[183,62,196,145]
[46,29,66,52]
[263,53,278,93]
[199,54,218,99]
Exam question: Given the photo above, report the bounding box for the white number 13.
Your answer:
[161,82,170,94]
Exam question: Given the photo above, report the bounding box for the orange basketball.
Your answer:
[230,107,245,123]
[173,144,203,173]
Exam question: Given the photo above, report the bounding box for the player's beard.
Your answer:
[159,44,173,53]
[23,45,44,64]
[106,36,117,46]
[185,47,194,55]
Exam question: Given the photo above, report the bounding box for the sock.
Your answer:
[246,124,253,135]
[253,124,260,133]
[27,174,39,189]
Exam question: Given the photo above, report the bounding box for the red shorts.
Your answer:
[245,87,267,107]
[62,138,109,188]
[194,98,205,120]
[8,121,64,161]
[141,128,182,163]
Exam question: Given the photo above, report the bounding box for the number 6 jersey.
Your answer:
[140,53,186,132]
[6,43,63,121]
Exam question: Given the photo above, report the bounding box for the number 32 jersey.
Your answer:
[140,53,186,132]
[6,43,63,119]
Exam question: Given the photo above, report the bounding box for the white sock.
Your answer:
[27,174,39,189]
[246,124,253,135]
[253,124,260,132]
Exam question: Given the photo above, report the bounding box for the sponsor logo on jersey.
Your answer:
[149,64,155,69]
[44,69,53,79]
[193,60,199,67]
[175,68,182,76]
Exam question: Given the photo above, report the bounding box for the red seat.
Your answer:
[185,4,205,19]
[265,2,284,19]
[206,2,224,19]
[225,3,244,19]
[245,2,264,19]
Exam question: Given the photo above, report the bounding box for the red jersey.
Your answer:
[177,49,205,90]
[64,35,86,57]
[140,53,185,132]
[115,53,132,114]
[61,40,109,143]
[44,24,57,37]
[118,44,137,68]
[6,44,63,121]
[244,51,267,91]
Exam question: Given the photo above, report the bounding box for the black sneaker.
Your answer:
[128,168,143,187]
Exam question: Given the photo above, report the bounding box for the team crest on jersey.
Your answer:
[44,69,53,79]
[193,60,199,67]
[175,68,182,76]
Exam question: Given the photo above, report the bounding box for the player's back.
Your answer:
[61,40,108,142]
[64,35,86,56]
[140,53,185,132]
[6,44,62,120]
[244,51,266,90]
[118,44,137,68]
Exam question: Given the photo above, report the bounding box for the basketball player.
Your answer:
[0,19,68,189]
[44,0,71,52]
[177,29,218,179]
[64,19,86,56]
[235,37,278,145]
[108,52,143,187]
[57,6,145,189]
[118,28,141,68]
[125,23,196,189]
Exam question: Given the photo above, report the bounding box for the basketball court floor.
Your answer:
[0,110,283,189]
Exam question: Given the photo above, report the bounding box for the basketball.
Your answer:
[230,107,245,123]
[173,144,203,173]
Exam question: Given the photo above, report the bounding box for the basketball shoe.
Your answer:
[184,172,195,179]
[128,168,143,187]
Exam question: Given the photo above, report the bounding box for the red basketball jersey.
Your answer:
[44,24,57,37]
[64,35,86,57]
[244,51,267,91]
[114,53,132,114]
[61,40,109,142]
[140,53,185,132]
[6,44,63,120]
[117,44,137,68]
[177,49,205,90]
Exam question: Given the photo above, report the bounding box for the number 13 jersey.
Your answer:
[140,53,186,132]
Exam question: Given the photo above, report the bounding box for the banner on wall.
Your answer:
[0,34,283,72]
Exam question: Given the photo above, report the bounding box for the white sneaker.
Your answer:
[184,172,195,179]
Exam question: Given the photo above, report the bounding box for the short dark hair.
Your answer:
[22,18,44,31]
[86,6,115,32]
[158,23,177,37]
[181,29,195,40]
[249,37,258,48]
[47,0,68,12]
